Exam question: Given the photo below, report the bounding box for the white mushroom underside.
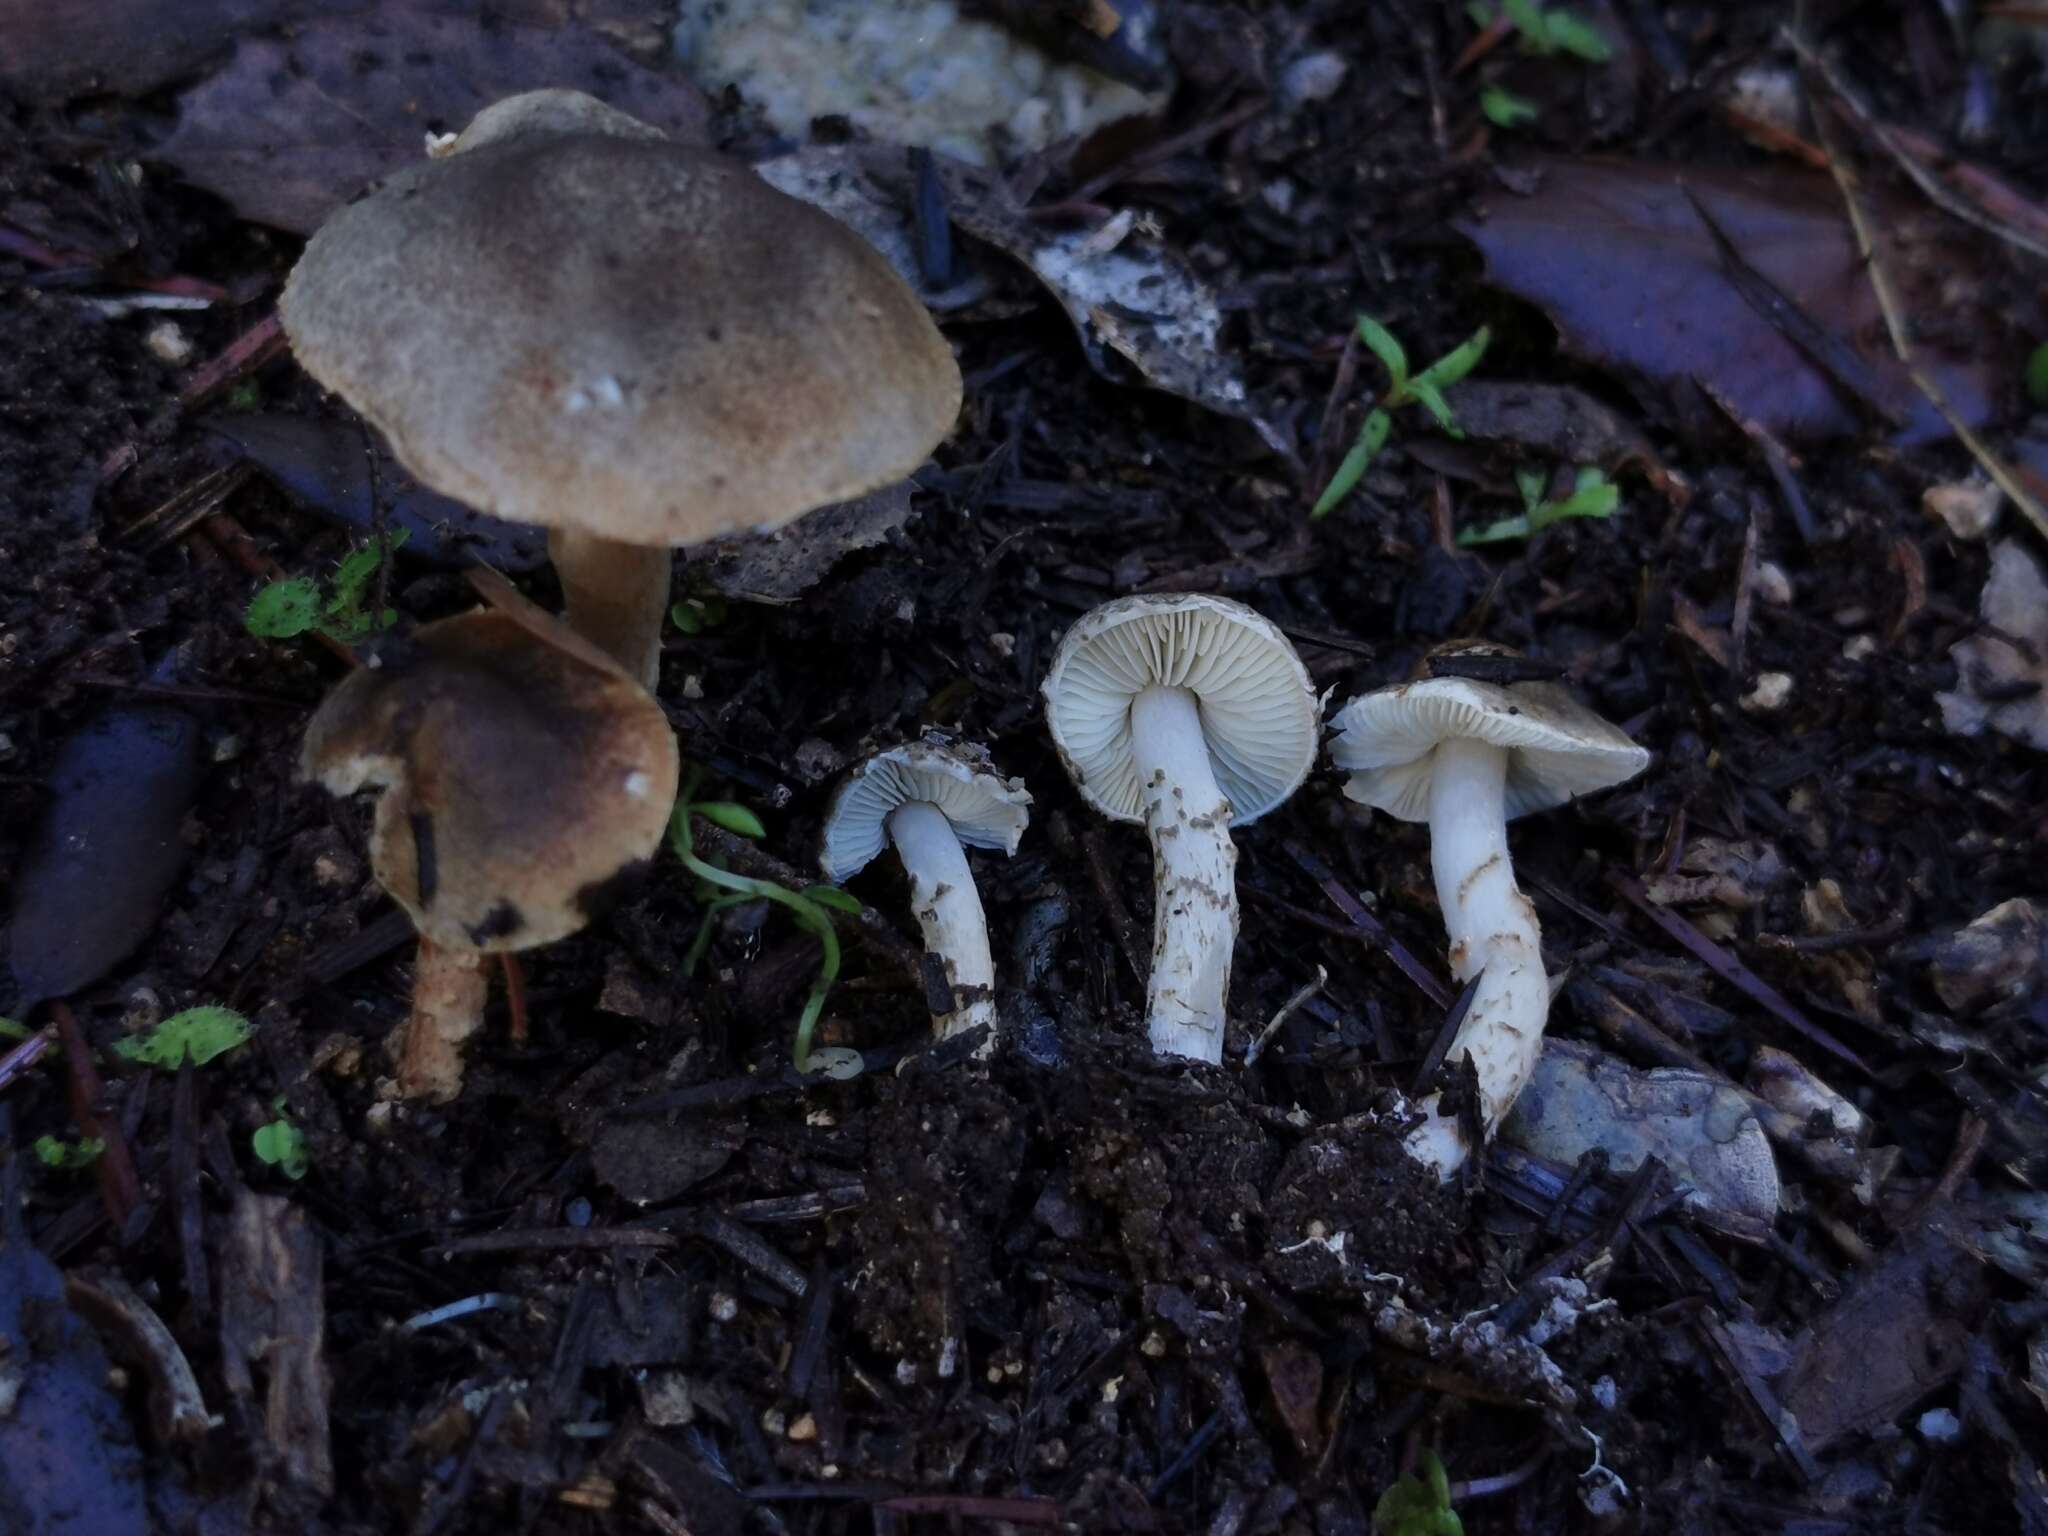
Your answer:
[1131,685,1238,1062]
[886,800,997,1043]
[1405,735,1550,1177]
[1049,600,1318,824]
[820,742,1030,884]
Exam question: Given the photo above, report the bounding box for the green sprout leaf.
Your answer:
[1354,314,1411,388]
[670,595,729,635]
[253,1108,309,1180]
[1374,1450,1464,1536]
[668,779,846,1074]
[1409,326,1491,397]
[1543,8,1612,60]
[806,886,864,915]
[1312,410,1392,518]
[246,578,323,639]
[1481,87,1539,128]
[0,1017,31,1043]
[2027,341,2048,408]
[246,530,407,644]
[1461,465,1621,545]
[113,1005,252,1069]
[694,800,768,839]
[33,1135,104,1171]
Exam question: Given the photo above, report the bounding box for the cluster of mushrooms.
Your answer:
[280,90,1650,1179]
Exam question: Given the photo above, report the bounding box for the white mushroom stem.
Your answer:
[549,528,671,690]
[396,939,489,1103]
[1130,685,1238,1063]
[1405,734,1550,1178]
[886,801,998,1048]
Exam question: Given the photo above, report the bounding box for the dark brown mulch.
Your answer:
[3,3,2047,1534]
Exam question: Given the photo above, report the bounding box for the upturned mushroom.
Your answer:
[820,737,1031,1048]
[1042,595,1318,1062]
[301,576,678,1101]
[280,88,962,688]
[1326,646,1648,1176]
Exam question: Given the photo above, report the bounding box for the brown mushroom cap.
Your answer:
[301,607,679,953]
[279,91,962,548]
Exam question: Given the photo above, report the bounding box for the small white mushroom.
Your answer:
[820,738,1031,1048]
[1328,653,1648,1176]
[1042,595,1318,1063]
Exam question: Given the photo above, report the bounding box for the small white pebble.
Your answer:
[1917,1406,1962,1444]
[895,1358,919,1387]
[1842,634,1878,662]
[786,1412,817,1442]
[1592,1375,1618,1411]
[681,674,705,701]
[988,632,1015,659]
[1923,479,2002,541]
[1140,1332,1167,1359]
[144,320,192,365]
[1282,50,1349,104]
[1754,561,1793,606]
[708,1291,739,1322]
[425,129,460,157]
[1102,1375,1123,1402]
[760,1408,787,1437]
[1740,672,1793,713]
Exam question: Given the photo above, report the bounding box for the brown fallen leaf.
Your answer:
[1777,1229,1984,1453]
[0,0,304,104]
[1457,157,2001,445]
[153,0,709,235]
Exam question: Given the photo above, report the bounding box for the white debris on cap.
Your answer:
[1937,539,2048,751]
[819,735,1031,884]
[1329,674,1649,823]
[1041,593,1318,825]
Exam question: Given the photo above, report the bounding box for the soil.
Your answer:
[3,4,2047,1534]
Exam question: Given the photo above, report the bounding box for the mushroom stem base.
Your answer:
[395,939,489,1103]
[549,527,671,690]
[1131,685,1238,1063]
[1406,734,1549,1178]
[887,800,997,1049]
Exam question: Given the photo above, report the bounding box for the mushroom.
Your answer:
[301,576,679,1101]
[819,737,1031,1049]
[1326,647,1648,1176]
[280,88,962,688]
[1042,595,1318,1062]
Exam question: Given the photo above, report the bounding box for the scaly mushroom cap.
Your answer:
[280,89,962,549]
[819,736,1031,884]
[300,604,679,953]
[1041,593,1318,824]
[1328,651,1648,823]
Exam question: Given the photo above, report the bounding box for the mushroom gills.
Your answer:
[1130,684,1238,1061]
[886,799,997,1041]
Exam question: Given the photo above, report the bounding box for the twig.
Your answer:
[1244,967,1327,1067]
[1280,840,1454,1008]
[1789,24,2048,547]
[1784,30,2048,262]
[1606,870,1874,1076]
[52,1000,143,1232]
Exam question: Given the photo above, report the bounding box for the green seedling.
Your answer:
[253,1098,309,1180]
[1313,317,1491,518]
[247,528,410,643]
[1374,1450,1464,1536]
[0,1016,30,1043]
[668,770,863,1079]
[1459,464,1621,545]
[1470,0,1613,61]
[113,1005,252,1070]
[1481,86,1540,128]
[670,593,730,636]
[2027,341,2048,409]
[33,1135,104,1172]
